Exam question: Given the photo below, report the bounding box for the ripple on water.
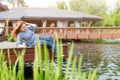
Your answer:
[74,43,120,80]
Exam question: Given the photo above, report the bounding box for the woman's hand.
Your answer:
[25,22,37,30]
[17,44,26,48]
[25,22,36,26]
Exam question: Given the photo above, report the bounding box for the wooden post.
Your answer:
[74,21,80,27]
[87,21,93,27]
[42,20,47,27]
[0,22,5,35]
[99,28,101,39]
[64,28,67,39]
[87,28,89,39]
[12,21,17,28]
[110,28,112,39]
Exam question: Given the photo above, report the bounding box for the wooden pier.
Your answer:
[0,42,69,64]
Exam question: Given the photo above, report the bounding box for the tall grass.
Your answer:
[0,49,25,80]
[0,40,98,80]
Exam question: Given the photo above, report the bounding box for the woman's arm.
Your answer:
[16,35,26,48]
[25,22,37,30]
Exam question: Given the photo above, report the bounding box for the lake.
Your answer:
[74,42,120,80]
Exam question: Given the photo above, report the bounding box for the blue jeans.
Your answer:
[39,35,56,55]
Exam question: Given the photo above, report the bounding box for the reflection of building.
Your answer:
[0,7,102,29]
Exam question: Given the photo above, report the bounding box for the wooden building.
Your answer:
[0,7,102,27]
[0,7,102,37]
[0,3,8,11]
[0,3,8,40]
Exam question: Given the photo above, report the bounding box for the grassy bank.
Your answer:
[63,39,120,44]
[80,39,120,44]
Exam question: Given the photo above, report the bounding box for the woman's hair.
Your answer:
[11,21,25,38]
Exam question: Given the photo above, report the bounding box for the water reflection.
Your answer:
[74,43,120,80]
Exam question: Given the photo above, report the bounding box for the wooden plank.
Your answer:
[89,34,100,39]
[112,34,120,38]
[0,36,6,41]
[101,34,111,39]
[77,34,88,39]
[58,33,66,39]
[2,45,69,64]
[67,33,77,39]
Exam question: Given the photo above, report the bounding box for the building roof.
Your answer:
[0,3,8,11]
[0,7,102,21]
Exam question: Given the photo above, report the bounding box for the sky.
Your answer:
[24,0,117,8]
[24,0,70,8]
[2,0,117,10]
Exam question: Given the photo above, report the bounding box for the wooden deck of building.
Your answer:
[35,27,120,39]
[0,41,69,64]
[1,27,120,41]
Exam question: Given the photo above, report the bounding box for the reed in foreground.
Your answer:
[0,40,98,80]
[33,40,98,80]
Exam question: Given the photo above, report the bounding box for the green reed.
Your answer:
[0,40,98,80]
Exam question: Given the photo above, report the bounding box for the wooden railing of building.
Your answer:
[0,27,6,41]
[0,27,120,40]
[35,27,120,39]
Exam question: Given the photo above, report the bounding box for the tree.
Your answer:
[17,0,26,7]
[69,0,86,12]
[102,15,114,26]
[69,0,107,16]
[108,0,120,26]
[113,12,120,26]
[0,0,26,8]
[56,1,68,10]
[69,0,108,26]
[114,0,120,14]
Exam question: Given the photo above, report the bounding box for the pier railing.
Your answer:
[0,27,120,40]
[35,27,120,39]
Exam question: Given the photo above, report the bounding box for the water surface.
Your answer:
[74,43,120,80]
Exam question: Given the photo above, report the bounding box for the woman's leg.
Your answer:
[39,35,56,55]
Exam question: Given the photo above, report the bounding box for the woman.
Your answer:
[11,21,56,55]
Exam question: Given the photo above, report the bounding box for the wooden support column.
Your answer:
[57,20,62,27]
[87,21,93,27]
[42,20,47,27]
[0,22,5,34]
[74,21,80,27]
[12,21,17,28]
[64,20,68,27]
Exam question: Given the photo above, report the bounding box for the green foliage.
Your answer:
[102,15,114,26]
[0,40,98,80]
[56,1,68,10]
[102,12,120,26]
[5,34,16,42]
[114,0,120,14]
[70,23,75,27]
[5,18,16,42]
[69,0,108,26]
[113,12,120,26]
[0,49,25,80]
[0,0,26,7]
[69,0,107,16]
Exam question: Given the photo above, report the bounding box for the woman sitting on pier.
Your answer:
[11,21,56,55]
